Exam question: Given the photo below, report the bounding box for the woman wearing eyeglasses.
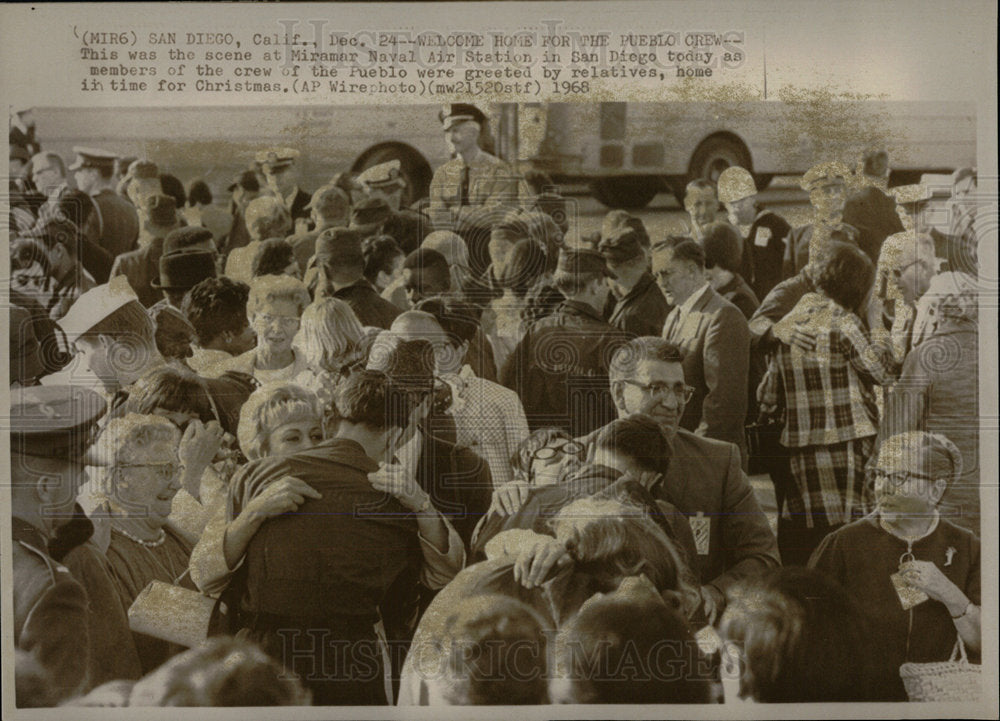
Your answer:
[809,431,980,701]
[90,413,193,673]
[220,274,311,384]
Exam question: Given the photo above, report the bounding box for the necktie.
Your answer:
[459,165,470,207]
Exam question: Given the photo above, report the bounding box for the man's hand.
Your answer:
[512,534,572,589]
[489,480,532,517]
[244,475,322,522]
[369,462,432,513]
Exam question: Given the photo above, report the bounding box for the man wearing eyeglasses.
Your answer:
[654,237,750,465]
[605,336,779,623]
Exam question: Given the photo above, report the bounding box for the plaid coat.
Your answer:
[772,293,896,448]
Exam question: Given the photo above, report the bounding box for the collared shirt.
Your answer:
[773,292,897,448]
[442,364,529,487]
[428,151,521,219]
[663,282,710,339]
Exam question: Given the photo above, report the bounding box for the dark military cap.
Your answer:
[228,169,261,193]
[141,193,178,228]
[439,103,486,130]
[599,226,647,264]
[163,226,214,256]
[68,146,118,171]
[9,385,107,460]
[151,250,217,291]
[555,247,615,278]
[315,227,365,268]
[350,197,393,231]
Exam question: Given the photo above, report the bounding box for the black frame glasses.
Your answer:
[622,379,695,403]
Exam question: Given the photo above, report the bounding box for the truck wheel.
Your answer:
[688,136,752,187]
[590,176,662,209]
[355,146,432,207]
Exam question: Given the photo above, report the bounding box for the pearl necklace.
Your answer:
[112,525,167,548]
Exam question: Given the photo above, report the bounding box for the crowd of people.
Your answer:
[8,103,983,707]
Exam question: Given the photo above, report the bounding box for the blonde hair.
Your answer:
[298,298,366,373]
[237,382,320,460]
[244,196,291,242]
[98,413,180,467]
[246,275,311,318]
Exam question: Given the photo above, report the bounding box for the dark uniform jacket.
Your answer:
[662,286,750,461]
[604,271,672,338]
[740,209,791,302]
[91,188,139,259]
[12,517,90,705]
[332,279,403,330]
[500,299,633,437]
[109,235,165,308]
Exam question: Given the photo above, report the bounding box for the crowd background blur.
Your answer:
[7,103,985,708]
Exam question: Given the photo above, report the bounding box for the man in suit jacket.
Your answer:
[654,238,749,463]
[603,336,779,621]
[109,194,181,307]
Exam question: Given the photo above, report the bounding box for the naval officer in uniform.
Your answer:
[427,104,521,226]
[10,385,107,706]
[68,147,140,260]
[256,147,312,234]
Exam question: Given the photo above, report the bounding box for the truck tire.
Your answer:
[590,176,662,209]
[355,146,432,207]
[688,136,753,187]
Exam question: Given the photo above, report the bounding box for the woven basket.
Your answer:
[900,637,981,702]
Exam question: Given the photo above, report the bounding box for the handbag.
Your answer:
[899,637,981,702]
